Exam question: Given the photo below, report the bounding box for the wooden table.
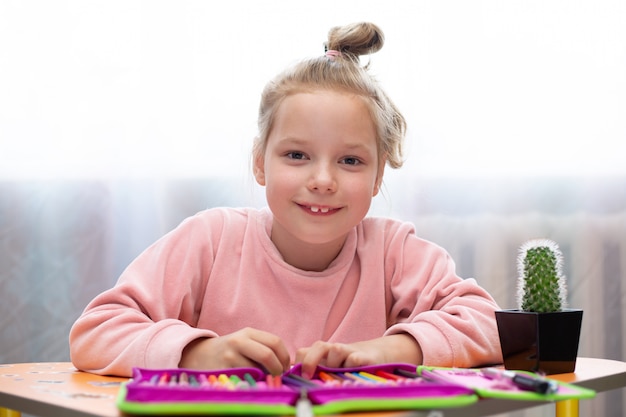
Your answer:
[1,358,625,417]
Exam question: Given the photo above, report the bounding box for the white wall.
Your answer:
[1,0,625,180]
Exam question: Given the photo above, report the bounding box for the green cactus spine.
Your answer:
[516,239,567,313]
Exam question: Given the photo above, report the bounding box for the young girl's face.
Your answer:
[254,90,384,260]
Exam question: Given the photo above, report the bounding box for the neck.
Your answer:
[270,231,346,272]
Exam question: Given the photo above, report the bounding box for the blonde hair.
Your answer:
[254,22,406,169]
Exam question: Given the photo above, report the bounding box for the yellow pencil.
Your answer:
[218,374,235,389]
[358,371,390,384]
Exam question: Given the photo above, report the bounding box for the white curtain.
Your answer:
[1,2,625,417]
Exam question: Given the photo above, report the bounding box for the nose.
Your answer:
[308,162,337,193]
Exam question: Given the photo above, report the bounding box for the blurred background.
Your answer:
[1,1,624,416]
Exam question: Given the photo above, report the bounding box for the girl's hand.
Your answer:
[179,327,291,375]
[294,334,423,379]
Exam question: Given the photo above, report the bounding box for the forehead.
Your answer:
[278,89,373,114]
[271,90,378,143]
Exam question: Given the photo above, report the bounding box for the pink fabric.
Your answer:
[69,207,502,376]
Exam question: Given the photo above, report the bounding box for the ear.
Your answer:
[253,144,266,186]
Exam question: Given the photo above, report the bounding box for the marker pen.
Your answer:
[482,368,558,394]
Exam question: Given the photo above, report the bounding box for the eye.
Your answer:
[285,151,308,160]
[341,156,363,166]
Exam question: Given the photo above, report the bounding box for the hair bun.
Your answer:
[326,22,384,58]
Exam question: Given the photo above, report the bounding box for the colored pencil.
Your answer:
[243,373,257,388]
[358,371,390,384]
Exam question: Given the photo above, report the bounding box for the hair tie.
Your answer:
[325,50,342,60]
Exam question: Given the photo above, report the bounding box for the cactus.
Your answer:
[516,238,568,313]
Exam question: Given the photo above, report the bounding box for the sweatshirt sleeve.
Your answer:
[69,212,221,376]
[383,223,503,368]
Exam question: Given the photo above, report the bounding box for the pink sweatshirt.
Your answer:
[69,207,502,376]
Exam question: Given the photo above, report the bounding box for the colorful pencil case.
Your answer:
[116,363,478,415]
[417,366,596,401]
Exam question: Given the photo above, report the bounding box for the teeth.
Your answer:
[310,206,330,213]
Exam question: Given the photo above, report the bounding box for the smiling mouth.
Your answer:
[300,204,340,214]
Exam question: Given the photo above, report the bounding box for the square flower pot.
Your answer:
[495,308,583,375]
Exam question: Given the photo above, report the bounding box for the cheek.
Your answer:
[345,175,379,199]
[264,168,296,196]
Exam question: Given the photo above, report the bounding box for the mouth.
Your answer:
[299,204,340,215]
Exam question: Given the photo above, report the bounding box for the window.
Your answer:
[1,0,624,179]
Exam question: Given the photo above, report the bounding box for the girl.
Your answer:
[69,22,502,378]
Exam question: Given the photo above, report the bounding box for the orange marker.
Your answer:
[318,371,336,383]
[266,374,282,389]
[318,371,341,386]
[208,374,219,386]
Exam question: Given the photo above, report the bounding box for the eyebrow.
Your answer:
[277,137,375,153]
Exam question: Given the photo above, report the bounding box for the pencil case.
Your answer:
[116,363,478,415]
[417,366,596,401]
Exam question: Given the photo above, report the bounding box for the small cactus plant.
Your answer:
[516,238,567,313]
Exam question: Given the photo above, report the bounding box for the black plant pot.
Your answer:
[495,308,583,375]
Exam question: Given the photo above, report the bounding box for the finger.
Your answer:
[342,351,371,368]
[255,330,291,373]
[240,330,291,375]
[197,337,260,370]
[294,347,309,365]
[324,343,352,368]
[299,341,332,379]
